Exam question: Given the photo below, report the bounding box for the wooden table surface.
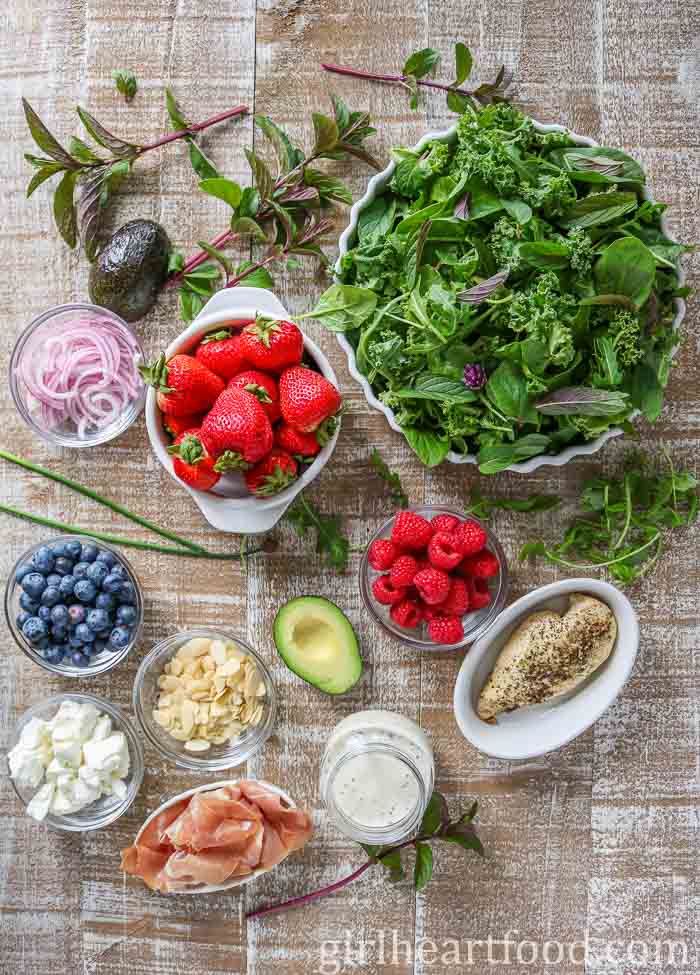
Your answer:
[2,2,699,973]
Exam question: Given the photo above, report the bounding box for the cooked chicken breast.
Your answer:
[477,594,617,722]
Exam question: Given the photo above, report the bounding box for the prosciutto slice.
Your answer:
[121,782,312,893]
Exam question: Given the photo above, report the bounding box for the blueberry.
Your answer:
[109,563,126,579]
[30,546,55,574]
[109,625,131,650]
[22,617,48,644]
[50,604,69,626]
[46,573,62,588]
[45,645,66,665]
[19,593,39,613]
[59,575,76,599]
[80,543,98,563]
[116,605,137,626]
[51,542,68,557]
[21,572,47,600]
[16,610,31,629]
[53,557,74,576]
[96,627,112,639]
[74,622,93,643]
[68,604,86,625]
[94,638,108,654]
[71,651,90,668]
[36,637,50,651]
[96,592,116,611]
[82,642,96,657]
[74,579,97,603]
[51,624,68,641]
[86,562,109,586]
[102,573,123,594]
[69,634,85,648]
[96,550,117,569]
[119,582,136,605]
[15,563,34,585]
[40,586,61,607]
[73,562,90,580]
[38,606,52,622]
[86,607,110,632]
[65,540,83,561]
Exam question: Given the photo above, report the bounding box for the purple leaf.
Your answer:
[458,269,509,304]
[454,191,470,220]
[535,386,630,416]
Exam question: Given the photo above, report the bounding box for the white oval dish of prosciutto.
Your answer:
[121,779,312,894]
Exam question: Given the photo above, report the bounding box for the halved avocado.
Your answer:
[273,596,362,695]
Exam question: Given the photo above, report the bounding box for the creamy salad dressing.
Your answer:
[320,710,434,843]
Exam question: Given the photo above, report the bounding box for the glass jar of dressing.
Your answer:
[320,710,435,845]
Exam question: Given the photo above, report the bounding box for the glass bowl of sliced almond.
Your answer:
[133,628,276,771]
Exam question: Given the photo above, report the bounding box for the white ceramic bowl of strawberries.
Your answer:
[360,506,509,651]
[145,288,342,533]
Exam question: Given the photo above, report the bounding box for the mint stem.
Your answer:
[0,448,206,553]
[321,62,473,97]
[0,503,261,560]
[139,105,249,156]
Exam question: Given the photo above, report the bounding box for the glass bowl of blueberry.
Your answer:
[5,535,144,675]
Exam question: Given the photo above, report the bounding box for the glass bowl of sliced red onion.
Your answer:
[9,303,146,447]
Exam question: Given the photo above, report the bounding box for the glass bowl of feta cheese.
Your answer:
[7,693,145,831]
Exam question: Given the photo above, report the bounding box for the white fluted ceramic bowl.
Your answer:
[146,288,340,533]
[336,122,686,472]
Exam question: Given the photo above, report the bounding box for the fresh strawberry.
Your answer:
[466,576,492,610]
[140,353,225,417]
[390,598,423,629]
[195,329,248,380]
[275,422,321,461]
[227,370,280,424]
[390,511,434,552]
[389,554,419,589]
[413,567,451,606]
[200,388,273,470]
[459,549,500,579]
[279,366,342,433]
[427,532,463,571]
[367,539,398,571]
[453,518,488,556]
[441,577,470,616]
[431,514,459,534]
[239,316,304,374]
[372,575,407,606]
[167,429,220,493]
[244,448,298,497]
[428,615,464,645]
[163,412,205,439]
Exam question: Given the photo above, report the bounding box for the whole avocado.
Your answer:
[89,219,170,322]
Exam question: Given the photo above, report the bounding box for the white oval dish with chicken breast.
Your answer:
[453,579,639,760]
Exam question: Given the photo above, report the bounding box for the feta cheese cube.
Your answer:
[82,732,128,776]
[26,782,55,822]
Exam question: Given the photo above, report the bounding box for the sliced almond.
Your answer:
[169,657,183,677]
[184,738,211,752]
[180,699,196,735]
[178,638,211,660]
[210,640,228,666]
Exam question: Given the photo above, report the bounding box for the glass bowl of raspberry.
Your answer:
[359,506,509,651]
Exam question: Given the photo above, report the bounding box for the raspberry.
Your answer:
[368,539,398,571]
[413,567,451,605]
[460,550,500,579]
[391,511,434,551]
[389,554,418,588]
[428,614,464,645]
[372,575,406,606]
[421,605,445,621]
[390,597,423,629]
[466,576,492,610]
[427,532,463,571]
[453,519,487,556]
[441,577,470,616]
[431,513,459,534]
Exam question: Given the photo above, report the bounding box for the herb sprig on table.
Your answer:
[22,95,248,259]
[246,791,483,920]
[168,97,380,320]
[370,448,410,507]
[520,452,698,584]
[306,53,690,471]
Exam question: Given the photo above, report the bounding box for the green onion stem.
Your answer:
[0,448,206,553]
[0,503,260,561]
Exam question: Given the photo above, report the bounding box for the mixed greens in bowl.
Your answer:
[314,103,688,472]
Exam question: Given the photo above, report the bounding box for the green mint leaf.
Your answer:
[413,842,434,890]
[26,163,65,198]
[234,260,274,289]
[559,191,638,228]
[244,148,273,200]
[231,216,266,241]
[254,115,304,175]
[442,824,484,857]
[403,427,450,468]
[199,177,242,210]
[517,240,569,269]
[76,107,137,158]
[188,141,219,179]
[453,42,473,85]
[285,494,350,572]
[112,69,138,102]
[238,186,261,219]
[403,47,441,79]
[165,88,189,131]
[22,99,78,169]
[312,113,339,155]
[446,89,473,114]
[420,791,449,836]
[52,170,77,248]
[593,237,657,308]
[535,387,630,417]
[196,240,233,275]
[69,137,103,164]
[303,168,353,205]
[305,284,377,332]
[378,849,405,883]
[369,449,409,508]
